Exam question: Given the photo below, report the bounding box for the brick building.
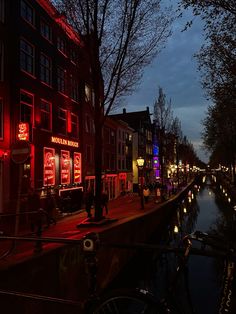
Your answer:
[0,0,95,211]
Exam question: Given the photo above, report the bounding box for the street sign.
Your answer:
[11,141,30,164]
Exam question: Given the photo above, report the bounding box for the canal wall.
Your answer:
[0,179,198,313]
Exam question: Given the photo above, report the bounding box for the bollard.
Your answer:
[33,208,44,253]
[82,232,99,309]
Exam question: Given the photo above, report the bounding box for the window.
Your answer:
[70,76,79,101]
[20,39,34,75]
[70,75,79,102]
[58,108,67,135]
[57,37,66,55]
[40,99,51,131]
[0,0,5,23]
[20,90,33,124]
[40,53,51,85]
[110,131,115,144]
[61,150,70,185]
[43,147,55,186]
[118,142,121,154]
[0,41,3,81]
[70,48,78,64]
[85,116,94,134]
[0,99,3,139]
[111,154,115,170]
[86,145,93,163]
[71,113,78,138]
[85,86,95,105]
[21,0,34,25]
[85,84,91,102]
[40,19,52,41]
[57,67,66,94]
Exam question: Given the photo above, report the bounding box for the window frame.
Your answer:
[70,74,79,102]
[57,36,67,56]
[71,112,78,138]
[58,107,67,135]
[57,66,66,94]
[40,18,52,42]
[40,53,52,86]
[20,0,35,26]
[20,38,35,77]
[40,99,52,132]
[20,90,34,126]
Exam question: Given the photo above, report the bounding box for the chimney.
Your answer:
[123,108,126,114]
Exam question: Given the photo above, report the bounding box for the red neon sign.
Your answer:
[17,122,29,141]
[119,172,127,180]
[61,150,70,184]
[74,152,81,184]
[43,147,55,186]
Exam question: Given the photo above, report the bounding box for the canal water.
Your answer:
[108,175,236,313]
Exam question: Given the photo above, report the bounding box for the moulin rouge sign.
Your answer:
[51,136,79,148]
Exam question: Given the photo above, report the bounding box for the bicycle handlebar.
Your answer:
[82,230,236,261]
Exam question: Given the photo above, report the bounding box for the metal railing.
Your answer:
[0,233,86,312]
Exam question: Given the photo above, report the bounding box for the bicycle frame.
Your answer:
[82,230,236,314]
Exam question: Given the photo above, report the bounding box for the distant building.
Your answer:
[110,107,153,190]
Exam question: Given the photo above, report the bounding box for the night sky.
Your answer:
[122,2,210,163]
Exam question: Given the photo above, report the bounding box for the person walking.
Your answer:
[84,187,94,218]
[45,192,57,227]
[27,187,42,234]
[101,190,109,216]
[143,185,150,203]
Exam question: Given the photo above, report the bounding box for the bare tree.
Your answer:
[53,0,173,220]
[153,87,174,183]
[179,0,236,174]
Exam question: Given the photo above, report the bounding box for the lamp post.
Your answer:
[137,156,145,210]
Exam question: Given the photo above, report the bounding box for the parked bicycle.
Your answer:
[83,231,236,314]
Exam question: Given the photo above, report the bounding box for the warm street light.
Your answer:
[137,156,145,209]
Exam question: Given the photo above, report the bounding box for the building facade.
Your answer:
[110,107,154,191]
[0,0,90,211]
[0,0,158,213]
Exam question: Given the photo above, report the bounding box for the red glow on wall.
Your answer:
[17,122,29,141]
[0,149,8,159]
[67,111,71,133]
[37,0,82,46]
[119,172,127,180]
[74,152,81,184]
[61,150,70,185]
[43,147,55,186]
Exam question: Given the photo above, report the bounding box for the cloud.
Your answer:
[123,5,210,163]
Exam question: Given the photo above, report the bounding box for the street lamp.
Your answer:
[137,156,145,209]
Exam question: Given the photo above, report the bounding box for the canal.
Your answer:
[107,175,236,313]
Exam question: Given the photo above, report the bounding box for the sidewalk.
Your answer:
[0,191,171,266]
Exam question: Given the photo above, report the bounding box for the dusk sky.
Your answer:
[121,2,211,163]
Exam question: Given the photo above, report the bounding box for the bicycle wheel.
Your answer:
[87,288,165,314]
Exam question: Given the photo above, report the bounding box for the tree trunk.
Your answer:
[94,119,103,220]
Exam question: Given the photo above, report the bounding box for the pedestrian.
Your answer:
[143,185,150,203]
[84,187,94,218]
[27,188,49,235]
[45,192,57,227]
[101,190,109,216]
[155,187,161,203]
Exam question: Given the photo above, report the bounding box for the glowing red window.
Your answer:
[43,147,55,186]
[61,150,70,185]
[74,152,81,184]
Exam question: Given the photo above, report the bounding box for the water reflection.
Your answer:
[110,176,235,313]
